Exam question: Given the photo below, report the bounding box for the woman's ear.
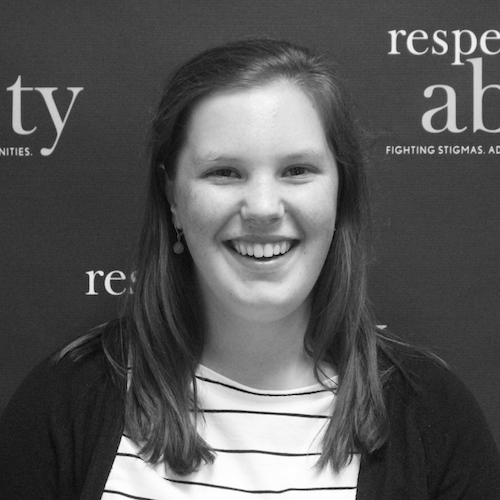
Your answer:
[170,205,181,230]
[162,164,181,229]
[162,164,175,203]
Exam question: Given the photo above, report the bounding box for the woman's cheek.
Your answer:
[178,185,208,228]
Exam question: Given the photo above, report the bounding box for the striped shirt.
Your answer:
[102,365,359,499]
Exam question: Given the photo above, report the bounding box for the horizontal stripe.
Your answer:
[197,376,333,397]
[166,477,356,494]
[201,409,331,418]
[117,448,321,459]
[103,489,156,500]
[111,440,359,491]
[214,448,322,457]
[116,446,360,459]
[117,452,143,459]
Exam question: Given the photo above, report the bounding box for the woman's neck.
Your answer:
[200,299,319,390]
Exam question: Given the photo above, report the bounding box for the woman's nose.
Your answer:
[240,176,285,223]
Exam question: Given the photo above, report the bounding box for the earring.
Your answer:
[173,227,184,255]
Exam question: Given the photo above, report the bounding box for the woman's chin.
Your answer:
[226,291,311,323]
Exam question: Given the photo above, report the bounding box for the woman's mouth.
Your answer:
[229,240,295,259]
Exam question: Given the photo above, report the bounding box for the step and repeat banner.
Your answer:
[1,0,499,443]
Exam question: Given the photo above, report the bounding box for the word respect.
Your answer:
[388,29,500,65]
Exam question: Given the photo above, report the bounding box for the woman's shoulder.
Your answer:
[0,322,126,498]
[386,350,499,462]
[391,352,470,399]
[381,350,500,496]
[387,352,479,419]
[3,320,126,420]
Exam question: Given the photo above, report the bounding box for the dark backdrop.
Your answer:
[1,0,499,446]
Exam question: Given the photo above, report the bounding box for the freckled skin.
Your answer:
[169,82,338,324]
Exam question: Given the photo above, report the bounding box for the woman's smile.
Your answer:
[229,239,294,259]
[222,236,300,277]
[168,81,338,321]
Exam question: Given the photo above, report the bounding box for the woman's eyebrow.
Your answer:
[193,149,328,166]
[282,150,327,163]
[193,154,241,166]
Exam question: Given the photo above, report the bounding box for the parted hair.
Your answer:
[64,38,410,474]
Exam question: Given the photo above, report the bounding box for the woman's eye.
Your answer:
[284,166,309,177]
[207,168,239,178]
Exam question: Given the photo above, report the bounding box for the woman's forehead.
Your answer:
[180,82,331,160]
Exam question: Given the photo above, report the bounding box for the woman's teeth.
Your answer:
[233,241,291,258]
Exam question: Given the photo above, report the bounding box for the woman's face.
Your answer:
[168,82,338,322]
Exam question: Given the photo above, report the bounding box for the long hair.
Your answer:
[63,38,410,474]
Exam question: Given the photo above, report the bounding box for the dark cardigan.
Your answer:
[1,346,500,499]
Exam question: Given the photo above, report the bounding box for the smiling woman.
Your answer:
[1,38,499,500]
[169,83,338,329]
